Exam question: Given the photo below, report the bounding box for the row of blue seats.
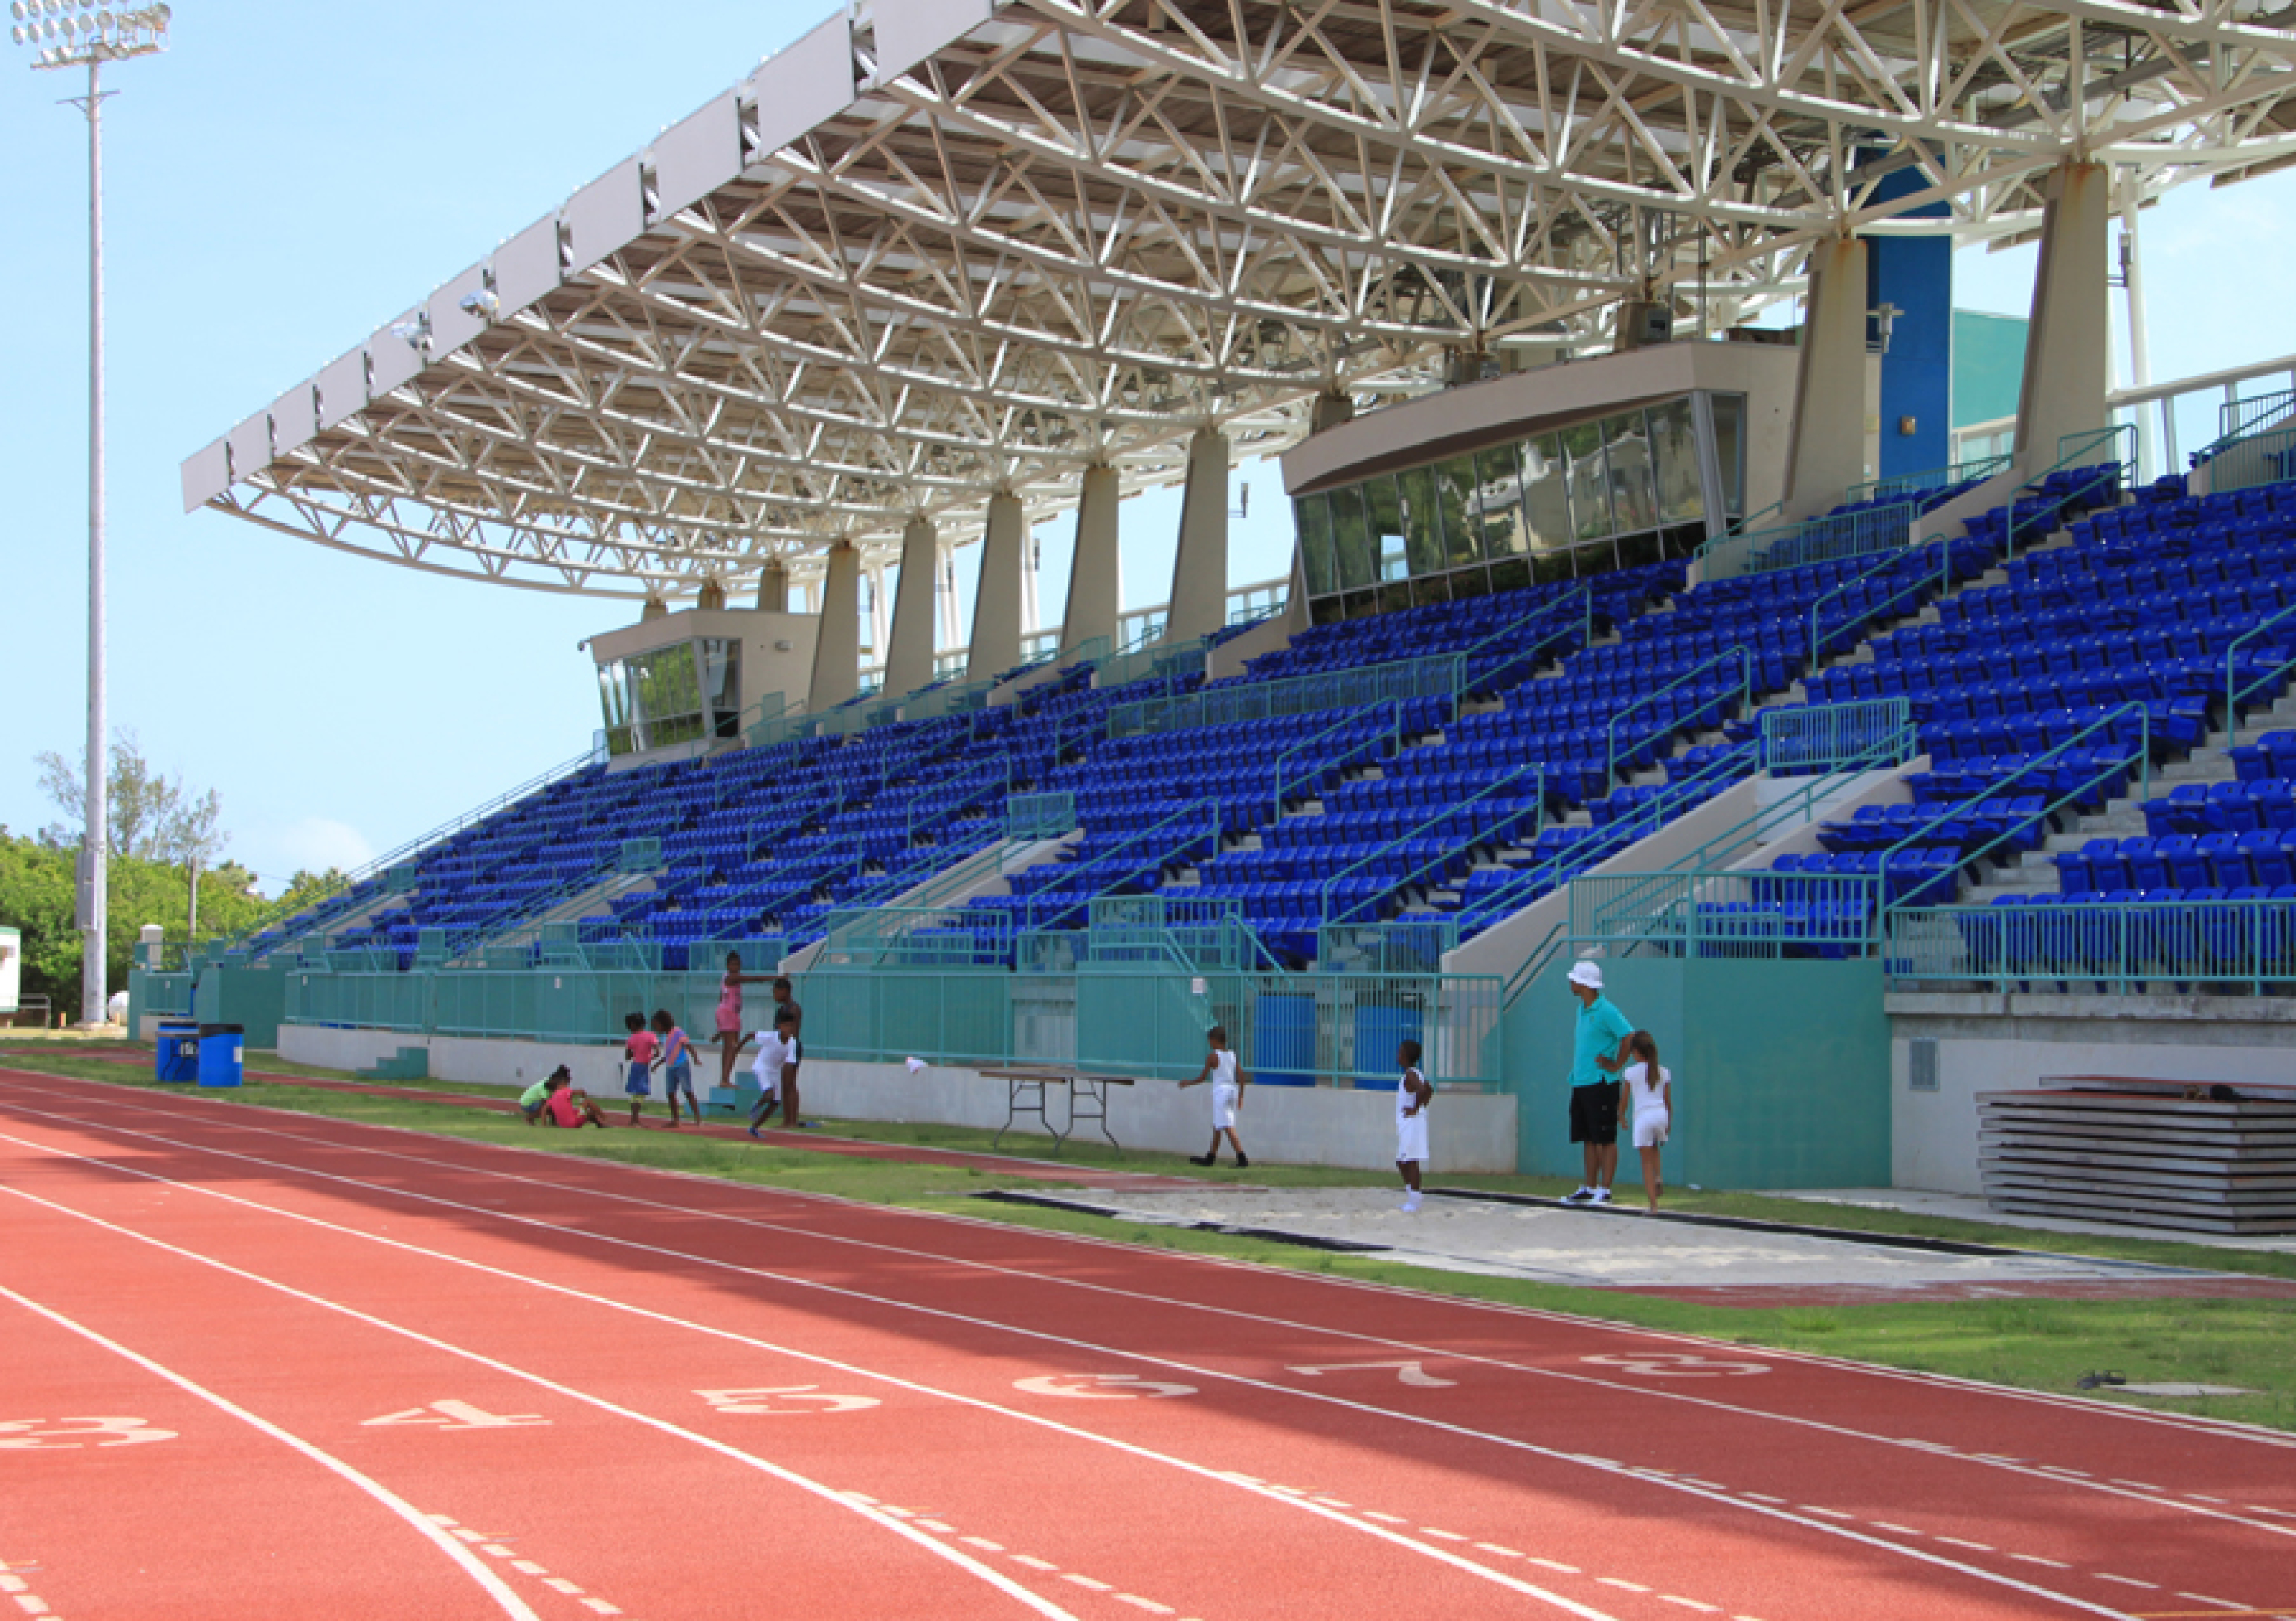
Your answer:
[2143,778,2296,836]
[2057,831,2296,895]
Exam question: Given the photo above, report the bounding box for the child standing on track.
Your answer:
[746,1010,801,1138]
[652,1008,697,1126]
[1395,1039,1433,1214]
[1622,1031,1673,1214]
[622,1011,660,1127]
[1179,1025,1249,1170]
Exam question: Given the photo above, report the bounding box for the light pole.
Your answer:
[9,0,170,1025]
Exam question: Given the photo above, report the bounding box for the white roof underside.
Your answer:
[184,0,2296,601]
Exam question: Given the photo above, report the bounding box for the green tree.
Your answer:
[36,730,228,868]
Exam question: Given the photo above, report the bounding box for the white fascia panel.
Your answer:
[180,439,230,514]
[651,91,741,222]
[428,265,492,360]
[495,216,561,319]
[271,382,320,456]
[565,159,644,277]
[877,0,995,82]
[752,13,857,158]
[226,416,271,483]
[367,309,429,396]
[316,349,369,431]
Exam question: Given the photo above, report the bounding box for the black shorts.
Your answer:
[1569,1082,1622,1145]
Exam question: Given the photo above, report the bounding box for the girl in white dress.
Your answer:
[1395,1039,1432,1213]
[1622,1031,1673,1214]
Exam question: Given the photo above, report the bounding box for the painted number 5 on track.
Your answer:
[1580,1353,1772,1378]
[0,1416,177,1449]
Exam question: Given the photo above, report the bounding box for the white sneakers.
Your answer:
[1590,1187,1613,1205]
[1400,1192,1422,1214]
[1561,1186,1613,1207]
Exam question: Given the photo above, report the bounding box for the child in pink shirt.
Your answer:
[622,1011,660,1127]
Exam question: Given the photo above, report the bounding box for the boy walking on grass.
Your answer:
[1179,1025,1249,1170]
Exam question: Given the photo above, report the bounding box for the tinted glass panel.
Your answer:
[1532,548,1577,587]
[1364,475,1410,581]
[1646,397,1704,524]
[1330,484,1376,590]
[1377,581,1414,614]
[1488,557,1532,595]
[1710,393,1747,516]
[1296,494,1338,597]
[1396,464,1444,577]
[1410,573,1453,607]
[1605,411,1660,535]
[1436,454,1481,568]
[1447,564,1492,602]
[1561,422,1611,541]
[1522,434,1571,555]
[1475,444,1530,558]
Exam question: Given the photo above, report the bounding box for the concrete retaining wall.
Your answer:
[277,1025,1518,1172]
[1886,991,2296,1194]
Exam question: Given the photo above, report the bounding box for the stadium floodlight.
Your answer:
[12,1,170,1026]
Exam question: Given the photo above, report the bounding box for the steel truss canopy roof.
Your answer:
[184,0,2296,602]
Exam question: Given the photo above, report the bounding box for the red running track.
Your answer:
[0,1066,2291,1621]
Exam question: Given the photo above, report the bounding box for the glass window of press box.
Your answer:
[597,638,744,755]
[1294,393,1744,623]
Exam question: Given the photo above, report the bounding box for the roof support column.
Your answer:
[755,558,788,613]
[1309,391,1355,433]
[967,493,1027,683]
[1162,427,1229,645]
[882,515,940,697]
[807,541,860,712]
[1062,463,1120,656]
[2015,160,2112,471]
[1783,235,1871,520]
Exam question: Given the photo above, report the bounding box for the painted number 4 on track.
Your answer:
[0,1416,176,1449]
[363,1401,549,1431]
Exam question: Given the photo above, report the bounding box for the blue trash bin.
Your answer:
[196,1023,244,1089]
[155,1021,199,1082]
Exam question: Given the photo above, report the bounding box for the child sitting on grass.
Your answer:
[541,1069,609,1129]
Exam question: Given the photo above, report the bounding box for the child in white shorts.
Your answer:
[1395,1039,1432,1213]
[1622,1031,1673,1214]
[1179,1025,1249,1170]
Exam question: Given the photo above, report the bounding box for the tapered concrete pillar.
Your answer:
[883,516,941,697]
[640,597,670,622]
[1163,428,1230,645]
[807,541,861,712]
[1062,464,1121,655]
[967,493,1028,682]
[696,579,727,610]
[1309,390,1355,433]
[1783,236,1872,520]
[2015,161,2112,469]
[755,558,789,612]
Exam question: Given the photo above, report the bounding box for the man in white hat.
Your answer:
[1563,959,1635,1206]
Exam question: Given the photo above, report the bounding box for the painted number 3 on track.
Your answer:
[0,1416,177,1449]
[1580,1353,1772,1378]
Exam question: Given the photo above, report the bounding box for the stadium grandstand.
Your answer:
[144,0,2296,1229]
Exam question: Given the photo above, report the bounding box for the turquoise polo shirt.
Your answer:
[1571,994,1634,1088]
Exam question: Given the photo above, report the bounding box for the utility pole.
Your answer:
[9,1,172,1023]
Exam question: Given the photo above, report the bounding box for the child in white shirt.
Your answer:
[1178,1025,1249,1170]
[1622,1031,1674,1214]
[746,1011,801,1138]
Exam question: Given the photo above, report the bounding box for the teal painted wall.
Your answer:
[195,962,288,1048]
[1505,955,1891,1189]
[1952,310,2029,429]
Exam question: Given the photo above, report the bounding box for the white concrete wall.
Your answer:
[277,1024,1518,1171]
[1888,993,2296,1194]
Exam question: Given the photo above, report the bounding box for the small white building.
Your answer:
[0,926,20,1020]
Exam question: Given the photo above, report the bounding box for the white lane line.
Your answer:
[0,1124,2155,1621]
[44,1072,2296,1515]
[2010,1554,2071,1569]
[1059,1575,1112,1592]
[1871,1523,1923,1536]
[1663,1599,1721,1613]
[0,1135,1622,1621]
[0,1193,1080,1621]
[1421,1529,1468,1542]
[1937,1537,1994,1552]
[2095,1574,2157,1590]
[1115,1596,1173,1614]
[0,1283,542,1621]
[1477,1544,1524,1559]
[1011,1559,1059,1573]
[1799,1506,1854,1521]
[2177,1593,2245,1608]
[27,1069,2293,1462]
[1598,1577,1651,1593]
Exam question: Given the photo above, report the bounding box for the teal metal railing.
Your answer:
[1758,698,1916,776]
[1570,867,1879,959]
[1842,450,2016,508]
[1886,894,2296,996]
[1317,767,1546,929]
[1006,790,1077,841]
[1270,702,1404,814]
[1698,500,1921,581]
[1806,540,1952,668]
[2226,598,2296,747]
[618,837,664,873]
[1605,646,1750,786]
[1106,587,1590,738]
[2190,387,2296,494]
[2003,425,2138,559]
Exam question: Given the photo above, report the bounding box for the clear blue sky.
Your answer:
[5,1,2295,893]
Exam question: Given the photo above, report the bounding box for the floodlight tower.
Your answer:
[9,0,171,1025]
